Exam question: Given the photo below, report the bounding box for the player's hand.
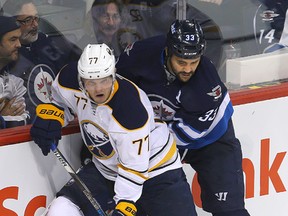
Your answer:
[110,200,137,216]
[30,104,64,156]
[0,97,26,116]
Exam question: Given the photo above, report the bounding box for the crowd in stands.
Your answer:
[0,0,287,129]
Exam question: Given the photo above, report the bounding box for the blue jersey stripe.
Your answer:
[172,94,234,149]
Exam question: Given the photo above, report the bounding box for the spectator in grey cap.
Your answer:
[0,16,28,129]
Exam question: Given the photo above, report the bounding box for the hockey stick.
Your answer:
[51,143,107,216]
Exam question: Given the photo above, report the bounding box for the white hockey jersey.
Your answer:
[51,62,182,203]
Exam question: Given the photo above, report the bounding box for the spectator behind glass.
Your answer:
[78,0,140,57]
[119,0,223,71]
[254,0,288,53]
[263,7,288,53]
[238,0,288,56]
[1,0,81,124]
[0,16,28,129]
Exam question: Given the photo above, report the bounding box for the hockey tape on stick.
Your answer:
[51,143,107,216]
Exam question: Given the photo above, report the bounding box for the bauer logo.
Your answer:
[39,109,64,120]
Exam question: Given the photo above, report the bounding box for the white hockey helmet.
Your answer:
[78,43,116,80]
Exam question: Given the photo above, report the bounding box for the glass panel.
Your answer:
[0,0,287,129]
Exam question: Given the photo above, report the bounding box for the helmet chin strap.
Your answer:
[104,81,115,103]
[79,81,96,106]
[163,53,177,85]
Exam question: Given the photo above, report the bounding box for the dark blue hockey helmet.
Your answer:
[166,19,206,59]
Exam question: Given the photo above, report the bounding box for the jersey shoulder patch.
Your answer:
[57,61,80,90]
[108,77,148,130]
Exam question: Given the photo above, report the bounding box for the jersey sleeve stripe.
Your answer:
[172,93,234,148]
[117,163,149,180]
[117,173,144,186]
[149,138,177,172]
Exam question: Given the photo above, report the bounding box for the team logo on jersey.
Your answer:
[81,120,114,159]
[260,10,280,22]
[27,64,55,106]
[207,85,222,101]
[148,95,177,121]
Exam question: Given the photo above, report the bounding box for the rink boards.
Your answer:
[1,86,288,216]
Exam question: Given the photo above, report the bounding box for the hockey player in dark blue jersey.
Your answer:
[116,19,250,216]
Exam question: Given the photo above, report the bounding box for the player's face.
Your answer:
[170,55,201,82]
[92,3,121,39]
[83,76,114,104]
[16,3,39,45]
[0,29,21,63]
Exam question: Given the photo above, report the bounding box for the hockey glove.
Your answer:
[30,103,64,156]
[111,200,137,216]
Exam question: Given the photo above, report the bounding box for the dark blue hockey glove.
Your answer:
[30,104,64,156]
[111,200,137,216]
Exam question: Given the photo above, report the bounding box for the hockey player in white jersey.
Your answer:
[30,43,197,216]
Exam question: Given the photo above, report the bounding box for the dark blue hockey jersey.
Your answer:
[116,35,234,149]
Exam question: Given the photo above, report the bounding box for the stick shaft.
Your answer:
[51,144,107,216]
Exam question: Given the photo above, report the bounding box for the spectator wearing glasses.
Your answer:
[15,15,40,44]
[0,15,28,128]
[1,0,81,124]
